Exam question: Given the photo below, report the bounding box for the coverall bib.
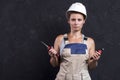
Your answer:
[55,34,91,80]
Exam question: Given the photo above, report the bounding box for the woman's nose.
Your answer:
[75,20,79,24]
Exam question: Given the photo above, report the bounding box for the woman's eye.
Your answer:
[78,19,82,21]
[71,19,82,21]
[71,19,76,21]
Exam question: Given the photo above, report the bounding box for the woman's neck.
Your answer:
[69,31,82,39]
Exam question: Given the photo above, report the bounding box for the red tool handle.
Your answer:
[97,48,104,55]
[47,46,51,50]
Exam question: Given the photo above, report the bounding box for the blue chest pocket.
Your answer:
[64,43,87,54]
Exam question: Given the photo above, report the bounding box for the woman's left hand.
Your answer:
[91,51,101,61]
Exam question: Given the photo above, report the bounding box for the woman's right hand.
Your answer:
[48,47,57,57]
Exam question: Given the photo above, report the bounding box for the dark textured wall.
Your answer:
[0,0,120,80]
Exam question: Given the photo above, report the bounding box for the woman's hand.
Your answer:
[88,51,102,69]
[48,47,57,57]
[48,47,59,67]
[91,51,101,61]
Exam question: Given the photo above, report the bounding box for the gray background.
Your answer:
[0,0,120,80]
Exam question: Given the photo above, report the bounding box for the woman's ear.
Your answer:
[83,20,86,24]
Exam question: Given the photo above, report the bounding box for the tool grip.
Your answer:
[97,48,104,55]
[47,46,51,50]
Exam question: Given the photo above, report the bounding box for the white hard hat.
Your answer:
[67,2,87,17]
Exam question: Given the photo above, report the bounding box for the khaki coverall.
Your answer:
[55,34,91,80]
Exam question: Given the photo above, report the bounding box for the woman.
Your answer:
[48,2,101,80]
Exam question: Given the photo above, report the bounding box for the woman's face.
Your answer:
[68,13,85,32]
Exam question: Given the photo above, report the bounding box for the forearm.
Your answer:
[88,59,98,69]
[50,55,59,67]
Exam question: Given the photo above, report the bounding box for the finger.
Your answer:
[96,51,102,56]
[95,55,100,60]
[92,54,100,60]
